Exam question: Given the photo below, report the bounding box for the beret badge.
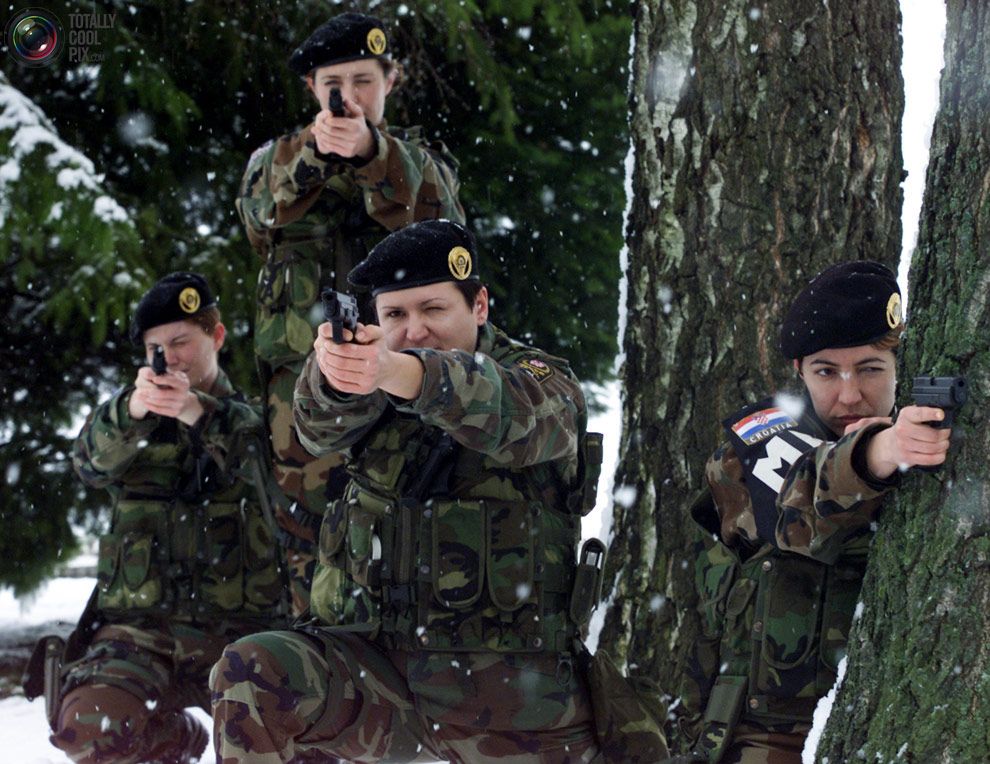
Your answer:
[448,246,472,280]
[886,292,901,329]
[179,287,201,314]
[367,27,387,55]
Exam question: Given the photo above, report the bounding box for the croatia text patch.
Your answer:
[730,407,798,445]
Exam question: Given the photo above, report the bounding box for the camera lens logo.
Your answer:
[5,9,64,66]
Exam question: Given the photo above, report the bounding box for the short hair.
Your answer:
[378,58,403,90]
[452,279,484,309]
[870,324,904,352]
[186,305,221,336]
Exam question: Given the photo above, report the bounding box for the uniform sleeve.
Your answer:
[775,423,899,564]
[292,351,389,456]
[706,442,761,552]
[394,347,582,469]
[353,126,465,228]
[72,388,158,488]
[235,125,464,258]
[234,130,338,257]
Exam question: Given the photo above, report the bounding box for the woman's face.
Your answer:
[142,319,224,392]
[797,345,897,435]
[306,58,395,125]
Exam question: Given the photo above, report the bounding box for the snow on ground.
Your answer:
[0,575,218,762]
[0,574,217,762]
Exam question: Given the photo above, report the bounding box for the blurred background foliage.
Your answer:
[0,0,630,591]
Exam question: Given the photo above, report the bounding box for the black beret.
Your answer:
[130,272,216,345]
[780,260,902,359]
[288,13,390,76]
[348,220,480,296]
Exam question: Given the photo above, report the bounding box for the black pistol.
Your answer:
[911,376,967,429]
[321,288,359,344]
[328,86,345,117]
[151,345,167,376]
[911,375,966,472]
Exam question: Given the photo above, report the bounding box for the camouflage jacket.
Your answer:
[676,401,899,759]
[293,323,601,654]
[73,369,285,621]
[237,122,465,372]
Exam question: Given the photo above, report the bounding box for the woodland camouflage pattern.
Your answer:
[674,419,898,761]
[294,323,584,655]
[211,323,668,761]
[238,120,464,602]
[211,629,600,763]
[53,370,289,763]
[72,369,285,618]
[51,621,256,764]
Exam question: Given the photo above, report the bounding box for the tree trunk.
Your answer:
[601,0,903,702]
[818,2,990,760]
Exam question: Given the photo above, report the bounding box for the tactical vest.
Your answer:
[253,127,431,371]
[690,399,869,759]
[96,418,285,621]
[309,338,603,654]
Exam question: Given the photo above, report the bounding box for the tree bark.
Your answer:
[601,0,903,703]
[818,2,990,760]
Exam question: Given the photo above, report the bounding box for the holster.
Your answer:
[22,584,101,730]
[690,674,747,763]
[570,538,606,631]
[22,635,67,728]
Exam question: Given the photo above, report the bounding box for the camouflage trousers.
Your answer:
[49,618,267,764]
[267,365,348,613]
[210,628,601,763]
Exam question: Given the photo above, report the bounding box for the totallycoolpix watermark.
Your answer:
[4,7,115,66]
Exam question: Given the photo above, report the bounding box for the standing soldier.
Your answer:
[239,11,465,611]
[671,261,953,763]
[45,273,287,764]
[210,221,668,763]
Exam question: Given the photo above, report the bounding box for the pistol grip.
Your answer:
[332,321,345,344]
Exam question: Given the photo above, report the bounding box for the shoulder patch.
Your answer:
[729,406,798,446]
[517,357,555,384]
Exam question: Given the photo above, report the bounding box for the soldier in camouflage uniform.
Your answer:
[210,221,668,763]
[48,273,288,764]
[238,12,465,612]
[669,262,953,763]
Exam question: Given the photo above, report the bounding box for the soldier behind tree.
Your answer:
[238,11,465,614]
[48,273,288,764]
[668,261,953,763]
[210,221,667,762]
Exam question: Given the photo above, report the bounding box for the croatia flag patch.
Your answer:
[730,407,798,445]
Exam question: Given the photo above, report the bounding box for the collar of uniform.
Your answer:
[206,367,235,399]
[476,322,497,356]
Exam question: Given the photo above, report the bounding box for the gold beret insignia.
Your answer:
[886,292,901,329]
[367,28,387,55]
[448,246,472,280]
[178,287,201,314]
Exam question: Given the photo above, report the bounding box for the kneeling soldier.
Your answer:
[46,273,287,764]
[211,221,667,762]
